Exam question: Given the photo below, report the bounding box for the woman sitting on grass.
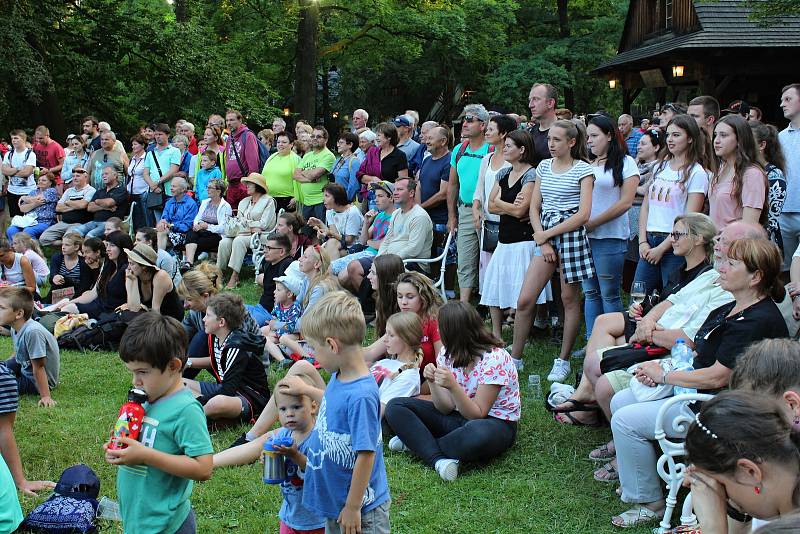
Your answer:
[120,243,184,321]
[277,246,340,362]
[57,231,132,318]
[370,311,423,416]
[44,233,94,303]
[384,300,521,482]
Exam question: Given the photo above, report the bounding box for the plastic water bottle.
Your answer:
[670,339,696,396]
[527,374,542,400]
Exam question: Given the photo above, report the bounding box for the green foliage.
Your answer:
[0,0,632,138]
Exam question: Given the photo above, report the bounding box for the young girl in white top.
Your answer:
[510,119,595,383]
[12,232,49,286]
[370,311,423,417]
[636,114,710,293]
[583,115,639,338]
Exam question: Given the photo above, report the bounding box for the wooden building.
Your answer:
[593,0,800,122]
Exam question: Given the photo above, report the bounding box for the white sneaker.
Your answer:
[434,458,459,482]
[388,436,409,452]
[547,358,571,382]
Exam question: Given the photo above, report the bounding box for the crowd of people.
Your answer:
[0,80,800,533]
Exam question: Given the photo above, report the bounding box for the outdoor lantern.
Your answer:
[672,65,685,77]
[332,112,339,118]
[608,79,618,89]
[283,107,290,116]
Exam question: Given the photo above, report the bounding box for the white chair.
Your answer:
[251,208,285,276]
[653,392,713,533]
[123,201,136,238]
[402,231,453,302]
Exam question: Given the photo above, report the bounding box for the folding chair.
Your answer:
[123,201,136,238]
[402,230,453,302]
[653,392,713,533]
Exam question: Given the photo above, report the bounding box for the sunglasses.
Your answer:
[670,231,688,240]
[72,169,87,174]
[462,115,483,123]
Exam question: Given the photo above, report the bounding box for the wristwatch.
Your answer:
[185,358,192,368]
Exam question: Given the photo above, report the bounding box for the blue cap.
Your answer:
[54,464,100,500]
[392,115,412,128]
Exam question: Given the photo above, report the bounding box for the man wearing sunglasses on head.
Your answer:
[38,166,97,247]
[446,103,491,303]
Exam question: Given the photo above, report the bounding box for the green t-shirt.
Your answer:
[145,146,182,196]
[263,151,301,199]
[117,388,213,534]
[0,455,22,533]
[297,148,336,206]
[450,142,490,204]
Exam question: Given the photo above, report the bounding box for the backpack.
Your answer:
[22,464,100,534]
[454,141,494,167]
[57,312,130,352]
[230,131,269,175]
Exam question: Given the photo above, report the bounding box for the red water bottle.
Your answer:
[109,388,147,450]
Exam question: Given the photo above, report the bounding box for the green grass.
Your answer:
[11,276,656,534]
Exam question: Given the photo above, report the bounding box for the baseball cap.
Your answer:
[55,464,101,500]
[274,275,304,297]
[392,115,412,128]
[723,100,750,117]
[371,181,395,196]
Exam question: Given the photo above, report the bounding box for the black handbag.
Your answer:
[599,343,670,374]
[482,220,500,253]
[145,151,165,209]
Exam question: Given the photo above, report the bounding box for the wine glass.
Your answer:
[629,281,646,317]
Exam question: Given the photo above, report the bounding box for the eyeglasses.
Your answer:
[265,246,283,251]
[670,231,688,240]
[312,135,325,139]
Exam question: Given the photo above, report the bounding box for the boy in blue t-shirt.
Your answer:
[104,312,213,534]
[194,149,223,202]
[300,291,390,533]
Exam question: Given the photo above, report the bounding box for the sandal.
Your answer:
[589,442,616,462]
[553,411,602,428]
[611,506,662,528]
[547,398,600,414]
[594,462,619,483]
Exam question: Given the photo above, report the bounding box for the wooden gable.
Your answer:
[621,0,700,52]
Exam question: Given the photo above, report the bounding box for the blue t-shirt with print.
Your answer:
[195,167,222,202]
[302,373,389,519]
[275,427,326,531]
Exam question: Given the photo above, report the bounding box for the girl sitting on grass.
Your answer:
[384,301,521,482]
[370,311,423,416]
[364,271,443,394]
[12,232,49,286]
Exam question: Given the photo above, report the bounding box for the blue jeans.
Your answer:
[633,232,684,294]
[4,357,38,395]
[7,222,52,241]
[72,220,106,238]
[245,303,272,326]
[582,238,626,338]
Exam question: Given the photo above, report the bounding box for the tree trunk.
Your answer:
[295,0,320,122]
[321,68,330,142]
[556,0,574,109]
[174,0,188,23]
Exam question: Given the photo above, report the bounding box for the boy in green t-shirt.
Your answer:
[104,312,213,534]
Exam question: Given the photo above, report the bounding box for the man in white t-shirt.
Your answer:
[1,129,37,218]
[38,167,97,247]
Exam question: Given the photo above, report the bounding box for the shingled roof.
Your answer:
[595,0,800,72]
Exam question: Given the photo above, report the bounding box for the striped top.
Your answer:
[58,258,81,285]
[0,365,18,414]
[536,158,594,214]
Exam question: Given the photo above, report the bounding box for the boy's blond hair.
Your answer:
[301,291,365,347]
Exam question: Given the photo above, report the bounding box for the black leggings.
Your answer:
[384,397,517,467]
